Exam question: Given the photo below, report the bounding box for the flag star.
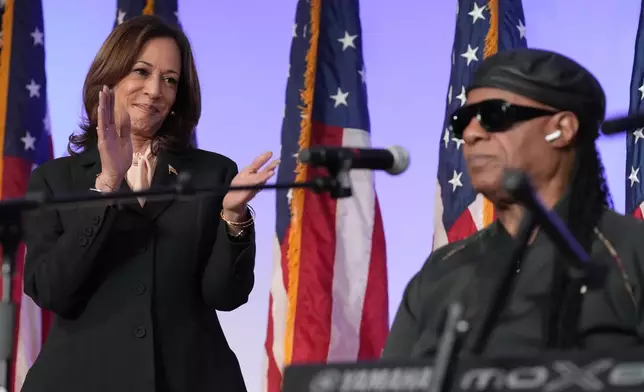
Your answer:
[21,131,36,151]
[629,167,640,187]
[448,171,463,191]
[452,50,455,65]
[516,19,527,39]
[303,24,308,38]
[26,79,41,98]
[293,23,298,37]
[638,81,644,100]
[337,31,358,51]
[447,85,453,105]
[635,128,644,143]
[461,44,479,66]
[452,137,465,149]
[117,9,126,25]
[456,1,459,15]
[443,129,451,148]
[633,128,644,143]
[31,27,44,46]
[456,86,467,106]
[468,3,486,24]
[330,88,349,108]
[358,66,366,83]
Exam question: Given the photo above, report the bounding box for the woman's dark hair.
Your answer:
[68,15,201,155]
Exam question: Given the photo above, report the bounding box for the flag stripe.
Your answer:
[263,234,291,391]
[265,0,388,390]
[635,206,644,219]
[268,236,287,370]
[327,127,373,362]
[13,245,35,391]
[292,122,341,364]
[357,197,387,358]
[266,240,289,389]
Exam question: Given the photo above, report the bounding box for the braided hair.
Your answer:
[547,120,613,349]
[568,129,613,253]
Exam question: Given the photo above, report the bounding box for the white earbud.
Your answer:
[545,130,562,143]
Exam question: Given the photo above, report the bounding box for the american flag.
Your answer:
[263,0,388,390]
[626,1,644,219]
[115,0,198,148]
[0,0,54,390]
[433,0,527,250]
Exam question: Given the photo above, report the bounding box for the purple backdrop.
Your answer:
[42,0,637,389]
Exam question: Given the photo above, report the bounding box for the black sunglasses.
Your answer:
[448,99,557,139]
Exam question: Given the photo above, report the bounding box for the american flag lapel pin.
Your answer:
[168,165,178,175]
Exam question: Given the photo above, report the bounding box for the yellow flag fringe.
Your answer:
[283,0,322,367]
[481,0,498,227]
[143,0,155,15]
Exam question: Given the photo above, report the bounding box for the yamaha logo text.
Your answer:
[307,359,644,392]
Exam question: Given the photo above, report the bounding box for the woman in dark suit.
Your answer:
[21,15,277,392]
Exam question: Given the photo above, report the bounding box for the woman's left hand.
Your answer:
[222,151,280,222]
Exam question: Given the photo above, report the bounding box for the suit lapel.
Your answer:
[75,148,139,211]
[76,149,101,190]
[74,148,190,220]
[141,150,189,221]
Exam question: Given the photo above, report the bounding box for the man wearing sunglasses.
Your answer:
[383,48,644,359]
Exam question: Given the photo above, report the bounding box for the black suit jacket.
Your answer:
[21,147,255,392]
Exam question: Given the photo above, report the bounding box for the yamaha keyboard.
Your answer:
[282,348,644,392]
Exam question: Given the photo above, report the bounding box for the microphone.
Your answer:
[298,145,410,175]
[601,113,644,134]
[502,169,590,272]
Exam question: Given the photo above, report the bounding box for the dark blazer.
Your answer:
[20,147,255,392]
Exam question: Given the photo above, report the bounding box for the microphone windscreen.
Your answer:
[386,145,410,175]
[297,149,313,164]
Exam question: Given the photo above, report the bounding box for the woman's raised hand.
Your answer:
[95,85,133,191]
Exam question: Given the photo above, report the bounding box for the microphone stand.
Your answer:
[467,169,601,355]
[0,204,21,392]
[428,302,470,392]
[0,163,354,392]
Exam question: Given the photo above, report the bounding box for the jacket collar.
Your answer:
[75,147,193,220]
